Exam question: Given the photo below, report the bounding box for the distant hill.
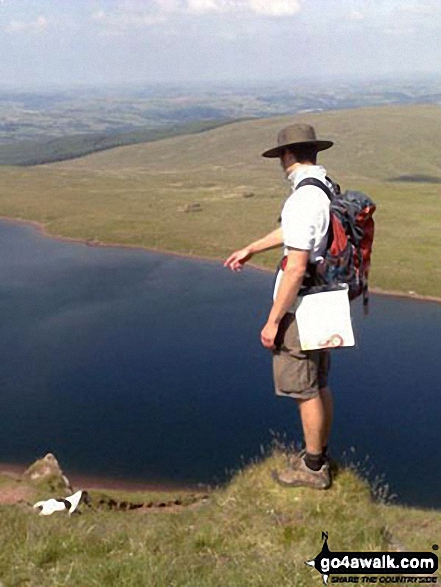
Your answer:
[51,104,441,184]
[0,119,239,166]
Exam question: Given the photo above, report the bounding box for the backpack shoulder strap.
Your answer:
[296,177,335,250]
[277,177,335,224]
[296,177,334,201]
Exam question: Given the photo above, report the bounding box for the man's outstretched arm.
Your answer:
[224,227,283,271]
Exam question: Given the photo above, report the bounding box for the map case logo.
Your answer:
[306,532,438,585]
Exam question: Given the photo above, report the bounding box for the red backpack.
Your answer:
[280,177,376,313]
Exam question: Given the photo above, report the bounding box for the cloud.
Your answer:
[156,0,186,11]
[384,25,415,36]
[89,0,305,35]
[91,10,106,22]
[399,1,440,15]
[91,8,165,32]
[382,1,441,35]
[248,0,301,16]
[187,0,301,15]
[91,0,302,34]
[187,0,221,12]
[5,15,48,34]
[348,10,365,21]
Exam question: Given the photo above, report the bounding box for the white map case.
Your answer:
[294,286,355,351]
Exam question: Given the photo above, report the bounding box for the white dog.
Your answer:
[33,490,85,516]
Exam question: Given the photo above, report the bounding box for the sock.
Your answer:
[304,451,325,471]
[303,442,328,456]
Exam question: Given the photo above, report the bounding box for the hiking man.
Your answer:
[224,123,335,489]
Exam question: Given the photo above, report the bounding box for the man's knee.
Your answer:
[295,394,321,407]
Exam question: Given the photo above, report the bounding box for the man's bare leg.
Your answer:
[319,386,333,450]
[297,387,333,456]
[296,395,326,455]
[272,390,333,488]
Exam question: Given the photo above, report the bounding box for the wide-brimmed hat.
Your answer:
[262,123,333,158]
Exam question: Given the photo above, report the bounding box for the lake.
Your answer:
[0,220,439,508]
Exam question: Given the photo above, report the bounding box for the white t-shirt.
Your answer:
[273,164,332,302]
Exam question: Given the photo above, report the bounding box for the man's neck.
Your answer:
[285,161,314,179]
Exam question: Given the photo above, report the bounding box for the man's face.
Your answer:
[279,151,295,176]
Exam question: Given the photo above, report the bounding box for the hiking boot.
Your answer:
[288,450,338,476]
[287,449,305,468]
[272,458,331,490]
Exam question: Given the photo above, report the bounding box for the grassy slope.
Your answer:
[0,105,440,295]
[1,452,440,586]
[0,119,239,166]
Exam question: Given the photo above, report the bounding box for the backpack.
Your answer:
[279,177,376,313]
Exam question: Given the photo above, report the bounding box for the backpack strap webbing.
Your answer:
[282,177,334,291]
[277,177,335,223]
[295,177,334,201]
[296,177,334,250]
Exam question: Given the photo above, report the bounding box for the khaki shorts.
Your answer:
[272,312,330,400]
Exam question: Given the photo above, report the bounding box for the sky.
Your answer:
[0,0,440,87]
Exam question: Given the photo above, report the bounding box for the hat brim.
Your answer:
[262,140,334,159]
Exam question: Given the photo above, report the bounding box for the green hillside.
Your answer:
[50,104,441,183]
[0,119,238,166]
[0,104,440,296]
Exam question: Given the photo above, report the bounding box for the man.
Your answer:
[224,123,335,489]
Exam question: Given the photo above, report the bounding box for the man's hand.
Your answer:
[224,228,283,271]
[261,321,279,350]
[223,247,253,271]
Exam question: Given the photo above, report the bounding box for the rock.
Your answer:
[22,453,72,493]
[86,238,100,247]
[183,203,202,213]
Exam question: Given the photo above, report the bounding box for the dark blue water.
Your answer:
[0,221,439,508]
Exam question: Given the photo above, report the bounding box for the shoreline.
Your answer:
[0,461,207,494]
[1,214,440,305]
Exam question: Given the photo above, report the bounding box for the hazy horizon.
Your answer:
[0,71,440,93]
